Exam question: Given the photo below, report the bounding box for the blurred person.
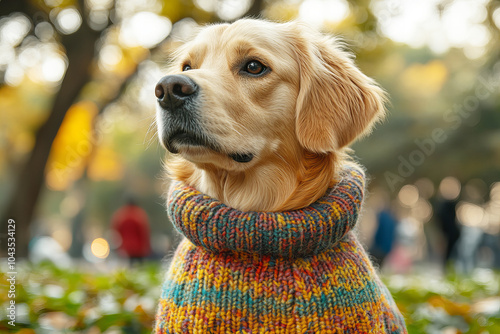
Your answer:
[456,225,483,274]
[434,177,461,268]
[385,214,419,274]
[435,198,461,265]
[111,197,151,265]
[369,204,398,267]
[493,233,500,269]
[476,232,500,269]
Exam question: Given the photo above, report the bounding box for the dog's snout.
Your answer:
[155,75,198,110]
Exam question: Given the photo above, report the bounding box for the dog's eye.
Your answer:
[182,64,192,71]
[244,60,266,75]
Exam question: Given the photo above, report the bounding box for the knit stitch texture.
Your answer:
[155,165,407,333]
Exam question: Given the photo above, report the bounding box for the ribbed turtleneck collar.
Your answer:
[166,165,365,258]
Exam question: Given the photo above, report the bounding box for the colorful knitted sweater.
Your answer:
[155,165,407,333]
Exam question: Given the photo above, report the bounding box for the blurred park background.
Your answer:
[0,0,499,332]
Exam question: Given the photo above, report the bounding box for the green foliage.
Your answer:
[0,261,162,333]
[385,270,500,333]
[1,262,499,333]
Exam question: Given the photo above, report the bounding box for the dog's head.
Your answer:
[156,19,385,166]
[155,19,385,210]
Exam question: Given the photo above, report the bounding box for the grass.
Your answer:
[385,269,500,333]
[1,261,499,333]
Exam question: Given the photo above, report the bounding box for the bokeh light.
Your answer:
[35,21,55,42]
[439,176,461,200]
[412,198,433,223]
[0,13,31,46]
[41,56,67,83]
[90,238,110,259]
[119,12,172,48]
[55,7,83,35]
[493,7,500,29]
[398,184,419,207]
[299,0,349,27]
[98,44,124,72]
[457,202,485,227]
[194,0,216,12]
[4,62,24,86]
[217,0,252,21]
[372,0,491,58]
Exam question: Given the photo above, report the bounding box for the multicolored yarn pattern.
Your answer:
[155,165,407,333]
[166,166,364,258]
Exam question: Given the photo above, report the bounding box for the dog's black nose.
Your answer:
[155,75,198,110]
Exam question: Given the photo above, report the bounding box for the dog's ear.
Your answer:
[293,26,386,153]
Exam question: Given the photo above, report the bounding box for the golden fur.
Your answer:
[158,19,386,212]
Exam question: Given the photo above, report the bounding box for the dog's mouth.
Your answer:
[166,131,210,153]
[164,131,254,163]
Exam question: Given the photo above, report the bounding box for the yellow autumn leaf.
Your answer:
[45,101,98,191]
[428,295,472,319]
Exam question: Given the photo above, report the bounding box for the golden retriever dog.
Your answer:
[154,19,406,333]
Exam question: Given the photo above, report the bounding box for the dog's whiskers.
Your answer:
[144,116,160,149]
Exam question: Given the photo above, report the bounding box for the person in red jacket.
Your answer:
[112,197,151,264]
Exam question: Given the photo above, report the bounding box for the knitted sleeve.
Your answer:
[166,165,365,258]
